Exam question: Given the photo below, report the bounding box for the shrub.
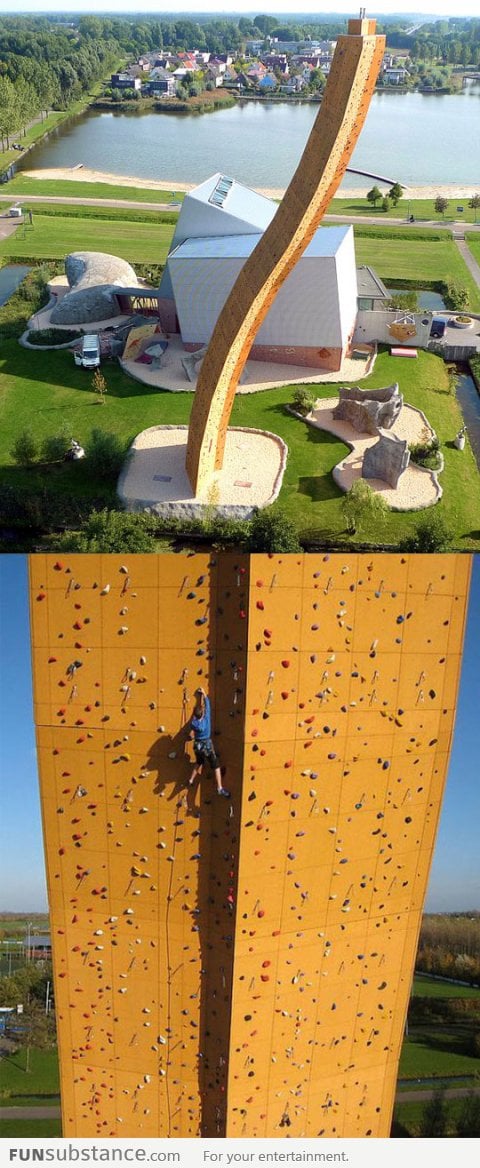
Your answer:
[41,432,70,464]
[409,436,440,468]
[26,328,82,346]
[11,429,39,467]
[247,509,301,552]
[86,430,125,480]
[57,509,157,552]
[442,281,470,311]
[292,387,317,416]
[403,512,453,552]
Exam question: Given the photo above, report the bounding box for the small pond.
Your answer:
[0,264,31,307]
[386,287,446,311]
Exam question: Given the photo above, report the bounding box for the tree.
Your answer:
[419,1089,447,1137]
[389,182,404,205]
[382,196,390,212]
[468,193,480,223]
[403,513,452,553]
[366,186,382,208]
[87,429,124,479]
[247,509,301,552]
[92,369,107,404]
[434,195,449,217]
[341,480,389,537]
[11,429,39,467]
[443,281,469,311]
[387,290,419,312]
[456,1092,480,1137]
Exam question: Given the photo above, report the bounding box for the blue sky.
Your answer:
[0,4,479,19]
[0,554,479,913]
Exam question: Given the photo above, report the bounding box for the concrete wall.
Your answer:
[30,552,471,1138]
[354,310,432,348]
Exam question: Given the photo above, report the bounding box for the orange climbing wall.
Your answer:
[30,553,471,1138]
[185,19,385,496]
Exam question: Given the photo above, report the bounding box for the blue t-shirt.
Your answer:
[191,694,211,741]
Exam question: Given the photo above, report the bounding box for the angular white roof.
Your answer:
[169,225,351,261]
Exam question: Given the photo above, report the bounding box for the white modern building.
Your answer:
[159,173,358,371]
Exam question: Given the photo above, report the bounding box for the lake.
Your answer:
[17,90,480,190]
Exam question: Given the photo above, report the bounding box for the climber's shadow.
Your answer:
[147,728,200,815]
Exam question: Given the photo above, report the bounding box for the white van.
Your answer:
[74,334,100,369]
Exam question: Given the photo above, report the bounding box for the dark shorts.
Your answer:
[193,738,220,770]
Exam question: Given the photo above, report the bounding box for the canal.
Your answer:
[0,264,31,307]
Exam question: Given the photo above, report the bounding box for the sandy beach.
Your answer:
[23,166,480,201]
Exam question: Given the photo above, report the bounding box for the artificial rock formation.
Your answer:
[363,434,411,488]
[185,18,386,497]
[332,383,403,435]
[51,252,141,325]
[30,552,471,1139]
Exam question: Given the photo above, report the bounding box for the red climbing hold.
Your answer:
[36,593,46,601]
[281,660,290,669]
[281,692,289,701]
[256,601,264,610]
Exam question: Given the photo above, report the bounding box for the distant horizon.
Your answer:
[0,4,478,20]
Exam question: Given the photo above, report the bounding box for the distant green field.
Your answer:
[0,1119,62,1137]
[4,175,184,205]
[413,974,480,999]
[354,231,480,311]
[0,213,175,265]
[0,1048,59,1098]
[399,1029,480,1080]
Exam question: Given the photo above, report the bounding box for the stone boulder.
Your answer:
[333,383,403,433]
[51,252,141,325]
[362,434,410,488]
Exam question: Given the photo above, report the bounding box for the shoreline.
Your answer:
[21,167,480,201]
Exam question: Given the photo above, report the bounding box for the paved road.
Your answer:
[0,192,479,233]
[0,1105,61,1119]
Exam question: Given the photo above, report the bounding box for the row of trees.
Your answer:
[0,19,120,151]
[417,913,480,985]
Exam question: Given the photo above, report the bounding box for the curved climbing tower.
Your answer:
[185,18,385,497]
[30,553,471,1137]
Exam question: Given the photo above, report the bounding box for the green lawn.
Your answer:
[0,1118,62,1137]
[4,174,184,205]
[354,231,480,310]
[399,1028,480,1080]
[0,213,175,265]
[392,1097,466,1138]
[330,195,480,225]
[413,974,480,999]
[466,233,480,264]
[0,342,479,549]
[0,1048,59,1097]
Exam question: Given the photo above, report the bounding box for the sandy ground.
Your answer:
[22,167,480,201]
[118,425,287,512]
[308,398,441,510]
[121,334,375,393]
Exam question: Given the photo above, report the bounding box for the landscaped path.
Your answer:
[455,238,480,291]
[0,1105,61,1119]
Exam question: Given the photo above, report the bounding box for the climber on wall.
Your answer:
[186,688,230,797]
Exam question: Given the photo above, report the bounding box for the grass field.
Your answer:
[466,233,480,264]
[399,1028,480,1080]
[0,1118,62,1137]
[0,1048,59,1098]
[0,341,479,549]
[5,176,480,227]
[413,974,480,999]
[2,213,479,310]
[353,232,480,310]
[392,1097,466,1138]
[2,175,183,204]
[0,213,175,265]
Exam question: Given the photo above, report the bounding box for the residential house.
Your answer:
[205,65,225,88]
[383,67,409,85]
[110,73,141,91]
[145,69,176,97]
[258,74,277,92]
